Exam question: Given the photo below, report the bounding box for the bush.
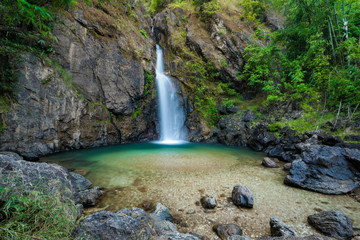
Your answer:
[0,175,77,239]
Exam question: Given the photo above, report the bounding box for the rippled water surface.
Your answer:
[42,143,360,238]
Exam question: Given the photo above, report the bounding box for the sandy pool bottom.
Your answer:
[42,143,360,239]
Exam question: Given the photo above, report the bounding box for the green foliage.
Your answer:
[238,0,267,24]
[144,69,154,96]
[0,175,77,239]
[198,0,220,19]
[132,108,140,119]
[270,112,336,135]
[0,0,76,103]
[241,0,360,113]
[140,29,149,39]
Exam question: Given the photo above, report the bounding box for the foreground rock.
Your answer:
[284,145,360,194]
[270,216,296,237]
[232,185,254,208]
[213,224,243,240]
[200,196,217,209]
[262,157,279,168]
[0,152,103,207]
[73,208,201,240]
[307,211,354,239]
[150,203,173,222]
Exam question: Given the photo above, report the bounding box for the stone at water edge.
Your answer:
[213,224,243,240]
[262,157,279,168]
[150,203,173,222]
[79,186,104,206]
[307,210,354,239]
[200,196,217,209]
[270,216,296,237]
[284,145,360,194]
[283,163,292,171]
[232,185,254,208]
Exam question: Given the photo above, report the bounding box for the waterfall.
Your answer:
[155,45,187,144]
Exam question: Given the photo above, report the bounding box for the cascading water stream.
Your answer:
[155,45,187,144]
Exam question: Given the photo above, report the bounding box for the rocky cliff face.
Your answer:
[0,1,158,159]
[152,6,283,140]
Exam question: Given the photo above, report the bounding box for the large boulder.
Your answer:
[74,208,201,240]
[284,145,360,194]
[0,152,103,206]
[307,211,354,239]
[150,203,173,222]
[232,185,254,208]
[73,209,157,240]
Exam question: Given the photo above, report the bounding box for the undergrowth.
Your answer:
[0,175,77,240]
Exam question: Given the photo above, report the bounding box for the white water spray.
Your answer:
[155,45,187,144]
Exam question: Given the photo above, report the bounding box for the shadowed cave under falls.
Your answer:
[41,45,360,238]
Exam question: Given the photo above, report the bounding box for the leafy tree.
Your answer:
[242,0,360,111]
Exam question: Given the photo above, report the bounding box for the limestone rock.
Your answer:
[308,210,354,239]
[200,196,217,209]
[270,216,296,237]
[213,224,242,240]
[283,163,292,171]
[0,152,102,206]
[150,203,173,222]
[305,130,343,146]
[232,185,254,208]
[262,157,279,168]
[79,186,104,206]
[284,145,360,194]
[0,1,158,159]
[73,209,157,240]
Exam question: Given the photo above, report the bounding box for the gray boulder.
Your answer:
[150,203,173,222]
[308,210,354,239]
[0,152,103,206]
[74,207,202,240]
[270,216,296,237]
[73,208,157,240]
[284,145,360,194]
[213,224,242,240]
[232,185,254,208]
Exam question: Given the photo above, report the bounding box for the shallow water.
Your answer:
[42,143,360,239]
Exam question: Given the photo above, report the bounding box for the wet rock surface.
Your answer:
[270,216,296,237]
[307,210,354,239]
[232,185,254,208]
[213,224,243,240]
[284,145,360,194]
